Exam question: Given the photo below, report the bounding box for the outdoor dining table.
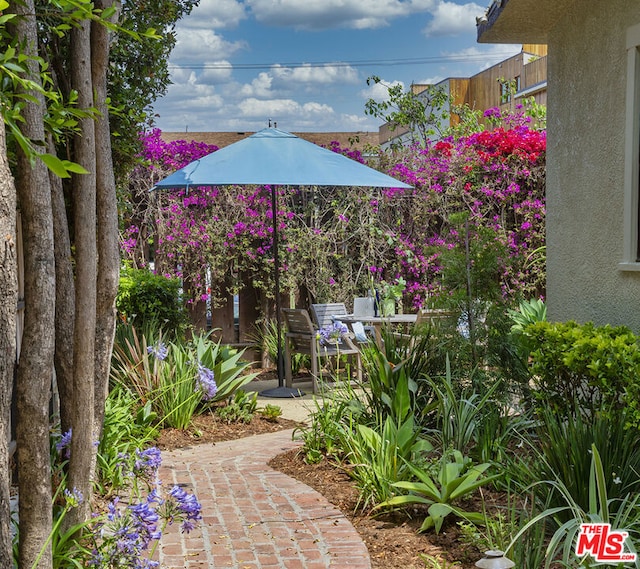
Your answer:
[336,313,418,348]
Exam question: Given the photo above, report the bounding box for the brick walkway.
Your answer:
[157,429,371,568]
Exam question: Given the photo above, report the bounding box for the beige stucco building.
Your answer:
[479,0,640,330]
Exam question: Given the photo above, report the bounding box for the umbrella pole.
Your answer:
[272,184,284,383]
[260,185,305,398]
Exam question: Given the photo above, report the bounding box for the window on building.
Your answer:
[499,77,520,105]
[500,80,511,104]
[621,23,640,268]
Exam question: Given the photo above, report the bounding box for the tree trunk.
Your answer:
[0,116,17,569]
[91,0,121,480]
[10,1,55,566]
[49,136,75,438]
[65,18,97,527]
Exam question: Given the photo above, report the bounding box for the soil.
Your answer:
[157,405,484,569]
[269,447,483,569]
[155,411,303,449]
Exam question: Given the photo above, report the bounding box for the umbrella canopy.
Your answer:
[153,127,412,189]
[153,127,412,396]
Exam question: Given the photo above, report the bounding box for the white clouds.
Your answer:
[423,1,486,36]
[152,79,225,132]
[210,64,360,100]
[182,0,247,30]
[239,73,274,98]
[340,113,372,129]
[360,79,405,102]
[416,74,446,84]
[152,0,528,132]
[270,64,359,86]
[200,62,234,83]
[233,97,343,130]
[247,0,437,30]
[165,79,224,110]
[444,44,521,70]
[154,69,356,132]
[172,29,246,62]
[237,98,333,118]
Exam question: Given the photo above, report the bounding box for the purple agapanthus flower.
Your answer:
[147,342,168,360]
[195,363,217,400]
[169,485,202,533]
[91,494,162,568]
[56,428,72,459]
[64,487,83,507]
[130,500,161,544]
[134,447,162,475]
[318,321,349,346]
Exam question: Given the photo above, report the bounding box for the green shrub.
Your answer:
[526,320,640,423]
[508,298,547,334]
[260,403,282,422]
[112,326,257,429]
[528,407,640,518]
[508,445,640,569]
[429,358,503,454]
[97,385,158,492]
[293,398,352,464]
[360,343,439,428]
[216,390,258,423]
[116,265,187,337]
[340,414,433,510]
[191,334,258,403]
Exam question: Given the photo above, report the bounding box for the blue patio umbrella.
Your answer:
[153,127,412,396]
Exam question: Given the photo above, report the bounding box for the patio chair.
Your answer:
[310,303,350,329]
[282,308,362,394]
[395,308,458,349]
[311,301,372,343]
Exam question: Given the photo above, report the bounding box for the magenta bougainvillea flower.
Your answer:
[123,116,545,309]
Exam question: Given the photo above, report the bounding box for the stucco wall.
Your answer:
[546,0,640,330]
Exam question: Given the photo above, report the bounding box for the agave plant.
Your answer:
[192,334,258,403]
[379,450,500,532]
[507,298,547,334]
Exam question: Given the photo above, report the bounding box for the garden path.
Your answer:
[157,428,371,568]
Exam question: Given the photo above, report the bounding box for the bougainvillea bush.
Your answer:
[122,107,545,316]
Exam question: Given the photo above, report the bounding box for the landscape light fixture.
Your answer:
[475,550,515,569]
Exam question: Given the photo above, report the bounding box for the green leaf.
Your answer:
[404,463,442,498]
[379,493,434,508]
[2,61,27,73]
[0,0,9,10]
[40,154,71,178]
[450,470,501,501]
[591,444,609,523]
[393,480,440,501]
[419,516,435,532]
[141,27,161,39]
[102,6,117,19]
[2,44,15,60]
[61,160,89,175]
[428,503,453,532]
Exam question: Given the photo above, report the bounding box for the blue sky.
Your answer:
[151,0,520,134]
